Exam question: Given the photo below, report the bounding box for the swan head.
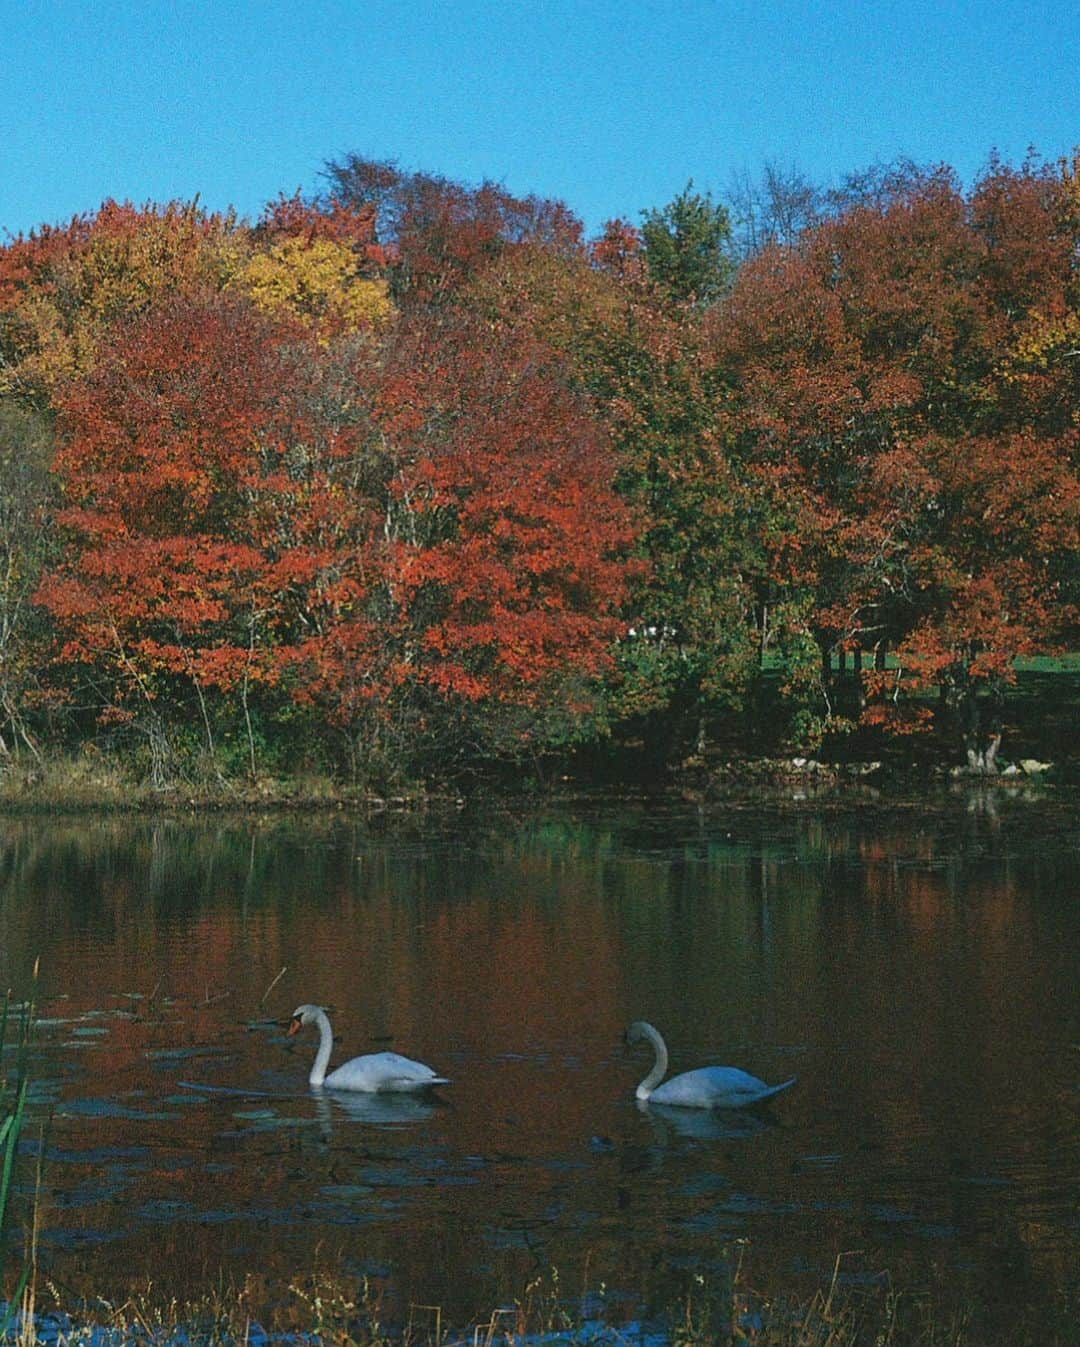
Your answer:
[287,1004,323,1037]
[624,1020,657,1047]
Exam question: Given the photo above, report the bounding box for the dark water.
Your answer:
[1,791,1077,1334]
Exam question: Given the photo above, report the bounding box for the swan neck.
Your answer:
[636,1022,669,1101]
[310,1008,334,1086]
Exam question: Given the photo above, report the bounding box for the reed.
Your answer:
[0,990,35,1339]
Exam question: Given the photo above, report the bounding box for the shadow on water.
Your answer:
[0,791,1077,1337]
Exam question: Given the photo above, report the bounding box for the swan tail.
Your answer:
[393,1074,450,1091]
[758,1075,797,1101]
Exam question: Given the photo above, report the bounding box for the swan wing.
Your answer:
[324,1051,449,1093]
[650,1066,795,1109]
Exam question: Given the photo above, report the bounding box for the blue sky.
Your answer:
[4,0,1078,239]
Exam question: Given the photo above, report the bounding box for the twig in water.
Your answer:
[260,967,288,1008]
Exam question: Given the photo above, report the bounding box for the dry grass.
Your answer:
[1,1257,999,1347]
[0,750,416,814]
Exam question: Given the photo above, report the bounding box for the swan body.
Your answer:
[288,1004,449,1093]
[625,1020,795,1110]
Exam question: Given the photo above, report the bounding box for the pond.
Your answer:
[1,789,1077,1337]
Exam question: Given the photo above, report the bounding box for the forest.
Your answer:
[0,151,1077,791]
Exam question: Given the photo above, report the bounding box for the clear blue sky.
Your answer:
[4,0,1078,239]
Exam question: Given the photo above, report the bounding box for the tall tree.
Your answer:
[36,292,370,780]
[469,224,762,757]
[322,154,582,309]
[330,304,635,770]
[640,183,734,304]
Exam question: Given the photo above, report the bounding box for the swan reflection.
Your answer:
[312,1086,437,1134]
[637,1097,773,1143]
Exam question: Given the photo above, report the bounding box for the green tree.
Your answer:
[640,183,734,304]
[469,227,762,760]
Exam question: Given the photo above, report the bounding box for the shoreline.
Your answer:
[0,757,1068,817]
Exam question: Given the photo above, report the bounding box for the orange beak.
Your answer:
[286,1017,302,1037]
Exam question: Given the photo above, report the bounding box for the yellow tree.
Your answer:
[231,194,392,338]
[0,200,248,401]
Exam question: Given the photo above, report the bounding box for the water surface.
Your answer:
[1,791,1076,1334]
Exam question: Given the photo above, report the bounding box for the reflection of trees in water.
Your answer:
[2,802,1075,1306]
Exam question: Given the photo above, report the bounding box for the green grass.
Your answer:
[1014,653,1080,673]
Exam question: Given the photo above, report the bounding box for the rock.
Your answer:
[1001,763,1021,777]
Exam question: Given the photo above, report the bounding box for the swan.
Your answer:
[625,1020,795,1109]
[287,1004,449,1093]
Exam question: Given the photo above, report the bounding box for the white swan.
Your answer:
[287,1004,449,1093]
[625,1020,795,1109]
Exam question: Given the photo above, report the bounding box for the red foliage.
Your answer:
[365,308,636,706]
[37,292,369,706]
[711,160,1079,734]
[256,191,389,268]
[37,280,635,739]
[324,156,585,306]
[590,218,647,283]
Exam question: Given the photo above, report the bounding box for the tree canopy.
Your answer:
[0,150,1076,784]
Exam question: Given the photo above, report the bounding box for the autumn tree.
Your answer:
[288,302,636,776]
[712,156,1080,763]
[233,192,392,335]
[36,291,376,782]
[467,222,764,760]
[322,154,582,309]
[36,242,635,783]
[0,200,248,403]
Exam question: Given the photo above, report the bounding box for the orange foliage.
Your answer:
[712,158,1079,734]
[37,292,369,707]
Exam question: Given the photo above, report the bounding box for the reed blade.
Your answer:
[1,988,35,1327]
